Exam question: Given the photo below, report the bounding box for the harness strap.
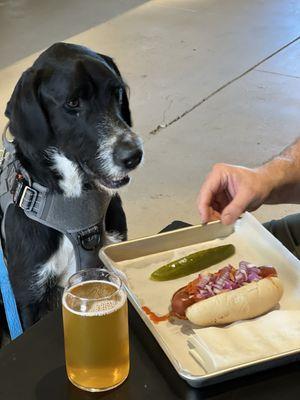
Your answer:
[21,184,109,269]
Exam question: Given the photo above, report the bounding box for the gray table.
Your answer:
[1,303,300,400]
[1,222,300,399]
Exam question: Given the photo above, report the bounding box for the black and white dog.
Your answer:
[0,43,143,331]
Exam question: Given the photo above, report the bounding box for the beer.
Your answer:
[62,271,129,392]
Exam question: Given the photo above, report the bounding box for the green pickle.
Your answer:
[150,244,235,281]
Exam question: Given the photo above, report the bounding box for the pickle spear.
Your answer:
[150,244,235,281]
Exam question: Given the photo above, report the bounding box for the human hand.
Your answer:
[197,163,273,225]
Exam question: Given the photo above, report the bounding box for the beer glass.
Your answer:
[62,268,129,392]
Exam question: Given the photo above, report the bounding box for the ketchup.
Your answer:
[142,306,169,323]
[259,266,277,278]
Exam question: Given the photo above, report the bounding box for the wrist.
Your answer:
[256,157,296,203]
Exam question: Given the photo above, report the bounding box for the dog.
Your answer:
[0,42,143,332]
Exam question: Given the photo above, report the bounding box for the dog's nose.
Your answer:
[114,144,143,170]
[123,148,143,169]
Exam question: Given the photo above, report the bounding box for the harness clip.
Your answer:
[19,186,38,212]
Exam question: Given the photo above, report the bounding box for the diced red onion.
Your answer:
[205,284,215,296]
[247,272,260,282]
[197,274,211,289]
[213,283,224,291]
[193,261,267,301]
[213,288,222,294]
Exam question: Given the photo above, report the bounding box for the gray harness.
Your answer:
[0,125,111,271]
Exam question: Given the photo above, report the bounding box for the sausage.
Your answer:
[171,287,196,318]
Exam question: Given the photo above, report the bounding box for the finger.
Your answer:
[197,175,222,223]
[220,190,251,225]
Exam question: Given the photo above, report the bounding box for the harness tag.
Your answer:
[11,174,24,202]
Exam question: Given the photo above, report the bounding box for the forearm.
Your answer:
[258,138,300,204]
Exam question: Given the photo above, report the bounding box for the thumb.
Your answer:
[220,190,251,225]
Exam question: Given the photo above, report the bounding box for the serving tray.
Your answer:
[100,213,300,387]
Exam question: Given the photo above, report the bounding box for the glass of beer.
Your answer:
[62,268,129,392]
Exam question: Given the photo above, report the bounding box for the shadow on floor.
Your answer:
[0,0,149,69]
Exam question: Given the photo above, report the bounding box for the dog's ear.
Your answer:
[99,54,132,127]
[5,68,52,149]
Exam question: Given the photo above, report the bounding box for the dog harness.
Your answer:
[0,124,112,271]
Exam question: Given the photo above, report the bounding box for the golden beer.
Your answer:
[62,270,129,392]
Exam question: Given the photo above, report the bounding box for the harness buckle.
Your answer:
[78,225,101,251]
[18,186,38,212]
[11,173,38,212]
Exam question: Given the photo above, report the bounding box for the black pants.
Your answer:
[263,213,300,260]
[163,214,300,260]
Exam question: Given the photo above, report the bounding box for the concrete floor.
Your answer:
[1,0,300,238]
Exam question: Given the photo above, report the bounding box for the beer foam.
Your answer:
[63,280,127,317]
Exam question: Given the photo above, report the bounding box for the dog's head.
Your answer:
[5,42,143,191]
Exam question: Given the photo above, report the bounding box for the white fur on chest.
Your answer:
[36,231,123,293]
[37,235,76,290]
[50,150,83,198]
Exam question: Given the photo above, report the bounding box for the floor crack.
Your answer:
[255,69,300,79]
[149,34,300,135]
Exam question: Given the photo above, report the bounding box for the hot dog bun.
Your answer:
[185,277,283,326]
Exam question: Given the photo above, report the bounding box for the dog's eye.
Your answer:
[66,99,80,109]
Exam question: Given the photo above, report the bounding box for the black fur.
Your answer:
[1,43,142,332]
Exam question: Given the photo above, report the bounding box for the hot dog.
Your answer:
[171,261,283,326]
